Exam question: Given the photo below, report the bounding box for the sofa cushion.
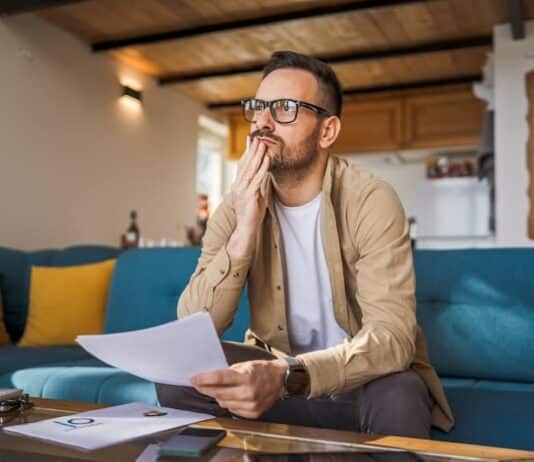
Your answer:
[105,247,202,333]
[19,260,116,347]
[105,247,250,342]
[0,363,157,406]
[0,345,94,375]
[0,245,120,342]
[433,377,534,451]
[415,249,534,382]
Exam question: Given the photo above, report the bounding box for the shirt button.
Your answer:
[202,306,209,311]
[276,285,281,290]
[274,243,278,249]
[278,325,284,331]
[233,272,240,278]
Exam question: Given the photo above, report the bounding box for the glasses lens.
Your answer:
[242,99,264,123]
[272,99,297,123]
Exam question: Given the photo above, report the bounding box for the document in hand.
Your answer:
[76,312,228,386]
[3,402,214,451]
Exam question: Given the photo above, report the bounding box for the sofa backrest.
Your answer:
[104,247,250,342]
[414,248,534,383]
[0,245,121,342]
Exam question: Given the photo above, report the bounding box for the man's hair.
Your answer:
[262,50,343,117]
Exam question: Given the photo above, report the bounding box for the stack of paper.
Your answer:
[3,402,213,451]
[76,312,228,386]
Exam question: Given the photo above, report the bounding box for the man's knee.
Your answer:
[155,383,230,417]
[360,370,432,438]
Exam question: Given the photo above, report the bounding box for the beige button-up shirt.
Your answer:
[178,155,454,432]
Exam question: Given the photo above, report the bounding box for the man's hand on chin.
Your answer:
[190,359,288,419]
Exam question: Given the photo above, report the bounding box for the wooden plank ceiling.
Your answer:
[35,0,530,107]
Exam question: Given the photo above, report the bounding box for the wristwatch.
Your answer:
[282,357,310,397]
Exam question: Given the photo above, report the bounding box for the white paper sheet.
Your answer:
[3,402,213,451]
[76,312,228,386]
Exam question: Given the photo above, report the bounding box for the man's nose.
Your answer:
[254,105,275,132]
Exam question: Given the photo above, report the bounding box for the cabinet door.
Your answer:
[403,88,483,149]
[226,112,250,160]
[332,99,403,154]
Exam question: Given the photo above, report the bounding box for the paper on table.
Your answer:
[3,402,213,451]
[76,312,228,386]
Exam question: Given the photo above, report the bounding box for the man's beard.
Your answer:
[250,123,322,176]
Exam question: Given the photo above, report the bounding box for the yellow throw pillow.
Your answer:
[18,259,116,347]
[0,287,11,345]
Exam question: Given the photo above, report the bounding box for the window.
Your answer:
[196,115,237,213]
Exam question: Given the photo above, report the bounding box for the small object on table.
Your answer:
[158,427,227,458]
[0,390,33,415]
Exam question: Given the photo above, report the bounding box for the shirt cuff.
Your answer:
[297,347,346,398]
[203,247,251,290]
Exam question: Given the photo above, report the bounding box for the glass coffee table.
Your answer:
[1,398,533,462]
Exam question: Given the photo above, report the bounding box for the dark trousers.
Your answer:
[156,341,433,438]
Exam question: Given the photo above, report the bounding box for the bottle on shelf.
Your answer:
[121,210,140,249]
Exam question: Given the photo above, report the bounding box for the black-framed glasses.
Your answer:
[241,98,331,124]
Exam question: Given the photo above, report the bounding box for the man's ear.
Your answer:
[319,116,341,150]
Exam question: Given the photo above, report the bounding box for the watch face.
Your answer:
[285,366,309,396]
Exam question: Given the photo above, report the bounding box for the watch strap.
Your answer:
[282,356,309,397]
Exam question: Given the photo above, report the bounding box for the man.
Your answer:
[157,51,453,438]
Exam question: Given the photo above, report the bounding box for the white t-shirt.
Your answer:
[275,192,348,355]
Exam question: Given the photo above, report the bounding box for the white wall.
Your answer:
[494,21,534,247]
[0,14,204,250]
[342,151,427,219]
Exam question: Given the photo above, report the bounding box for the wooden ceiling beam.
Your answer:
[0,0,84,16]
[508,0,525,40]
[343,74,482,96]
[91,0,427,52]
[159,36,492,86]
[206,74,482,110]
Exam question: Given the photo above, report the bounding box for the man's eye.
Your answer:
[277,101,292,112]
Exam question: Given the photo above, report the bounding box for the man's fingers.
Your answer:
[190,368,243,387]
[217,399,256,411]
[244,140,267,184]
[236,137,259,182]
[249,153,270,190]
[238,140,266,187]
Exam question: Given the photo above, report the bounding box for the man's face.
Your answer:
[250,68,324,174]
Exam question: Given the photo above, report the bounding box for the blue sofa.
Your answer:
[0,245,533,450]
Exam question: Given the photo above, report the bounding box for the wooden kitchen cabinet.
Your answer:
[332,99,403,154]
[226,111,250,160]
[403,87,484,149]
